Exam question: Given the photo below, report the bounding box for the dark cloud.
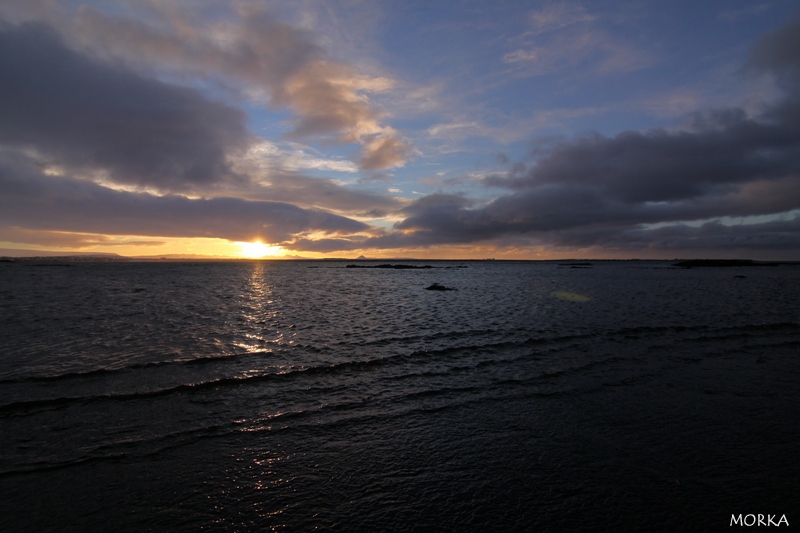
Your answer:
[0,153,369,243]
[523,215,800,260]
[483,114,800,204]
[747,15,800,90]
[0,22,252,192]
[591,217,800,252]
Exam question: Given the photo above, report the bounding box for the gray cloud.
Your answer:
[747,15,800,90]
[286,237,368,253]
[0,152,369,243]
[0,22,252,192]
[228,148,404,216]
[484,109,800,204]
[242,171,402,217]
[575,217,800,252]
[0,227,165,249]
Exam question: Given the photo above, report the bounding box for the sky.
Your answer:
[1,0,800,259]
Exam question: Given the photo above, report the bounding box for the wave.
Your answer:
[0,352,251,385]
[2,320,797,416]
[0,423,233,478]
[7,320,795,386]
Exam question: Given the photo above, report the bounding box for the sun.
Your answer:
[236,241,284,258]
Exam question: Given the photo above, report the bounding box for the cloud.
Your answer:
[357,132,414,171]
[285,237,368,253]
[377,106,800,249]
[503,4,652,77]
[253,142,358,174]
[0,227,165,249]
[427,108,603,147]
[357,173,393,185]
[503,30,653,76]
[718,4,772,22]
[3,3,799,258]
[427,121,482,139]
[231,143,405,215]
[606,217,800,252]
[241,169,404,217]
[502,49,540,64]
[59,2,411,170]
[528,3,595,35]
[747,14,800,90]
[0,19,407,226]
[0,22,251,192]
[0,152,370,243]
[485,114,799,205]
[299,17,800,256]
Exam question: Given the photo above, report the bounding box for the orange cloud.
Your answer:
[358,133,414,172]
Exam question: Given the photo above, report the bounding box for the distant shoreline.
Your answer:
[2,255,799,266]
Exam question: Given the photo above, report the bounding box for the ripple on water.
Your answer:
[1,261,799,530]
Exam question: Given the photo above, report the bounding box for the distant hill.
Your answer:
[131,254,310,260]
[0,248,123,258]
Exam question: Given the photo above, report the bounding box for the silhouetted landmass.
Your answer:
[559,262,593,266]
[672,259,781,268]
[2,254,130,263]
[425,283,457,291]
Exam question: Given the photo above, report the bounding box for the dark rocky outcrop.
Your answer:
[425,283,457,291]
[346,264,435,269]
[673,259,779,268]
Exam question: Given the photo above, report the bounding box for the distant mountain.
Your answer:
[131,253,311,260]
[0,248,123,258]
[131,253,231,260]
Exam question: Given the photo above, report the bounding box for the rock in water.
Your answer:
[425,283,456,291]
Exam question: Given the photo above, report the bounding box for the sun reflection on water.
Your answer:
[233,263,297,356]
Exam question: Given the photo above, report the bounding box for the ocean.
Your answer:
[1,260,798,531]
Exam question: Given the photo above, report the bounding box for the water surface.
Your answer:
[1,260,798,531]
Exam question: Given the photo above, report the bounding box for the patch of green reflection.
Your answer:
[551,290,591,302]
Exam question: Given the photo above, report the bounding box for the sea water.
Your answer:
[1,260,798,531]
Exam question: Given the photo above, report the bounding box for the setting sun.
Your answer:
[236,241,284,258]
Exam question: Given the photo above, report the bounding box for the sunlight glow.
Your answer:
[237,241,284,258]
